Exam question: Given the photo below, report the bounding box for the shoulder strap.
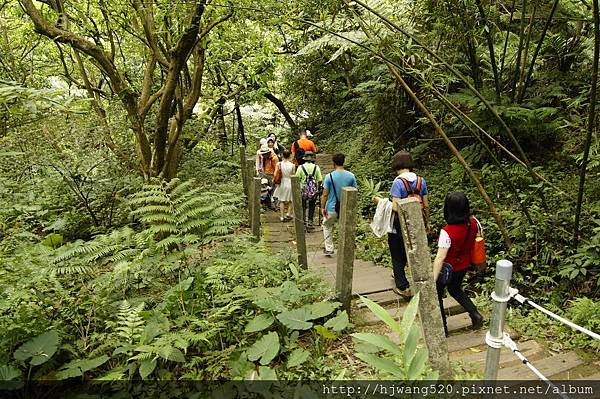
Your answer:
[457,221,472,260]
[415,176,422,194]
[399,177,413,194]
[310,164,316,177]
[330,173,339,202]
[293,141,299,152]
[300,164,308,176]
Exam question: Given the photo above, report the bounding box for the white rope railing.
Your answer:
[500,333,570,399]
[508,287,600,341]
[485,260,597,389]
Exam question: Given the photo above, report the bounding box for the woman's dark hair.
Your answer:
[332,153,345,166]
[443,192,470,224]
[391,151,416,171]
[282,149,292,159]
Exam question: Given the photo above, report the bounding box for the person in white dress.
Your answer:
[274,150,295,222]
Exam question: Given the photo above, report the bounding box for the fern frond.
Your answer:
[139,213,178,224]
[130,205,173,216]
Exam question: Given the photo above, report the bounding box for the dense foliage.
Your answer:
[1,0,599,389]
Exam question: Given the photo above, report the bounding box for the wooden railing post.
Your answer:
[239,145,248,197]
[397,197,451,378]
[336,187,358,315]
[245,159,255,197]
[291,175,308,269]
[251,177,261,241]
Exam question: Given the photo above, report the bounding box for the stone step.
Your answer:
[497,351,584,381]
[450,340,544,369]
[448,330,491,353]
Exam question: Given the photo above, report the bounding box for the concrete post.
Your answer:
[336,187,358,315]
[484,259,513,380]
[291,174,308,269]
[397,197,451,378]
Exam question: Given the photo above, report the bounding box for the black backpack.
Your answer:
[292,141,305,163]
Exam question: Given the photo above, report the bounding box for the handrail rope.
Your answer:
[508,288,600,341]
[501,333,571,399]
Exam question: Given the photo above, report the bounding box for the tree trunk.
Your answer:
[264,93,297,132]
[235,103,246,146]
[573,0,600,247]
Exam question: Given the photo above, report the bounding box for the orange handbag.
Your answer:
[273,164,282,185]
[471,230,487,271]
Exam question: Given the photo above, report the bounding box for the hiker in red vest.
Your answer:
[388,151,430,299]
[433,192,484,336]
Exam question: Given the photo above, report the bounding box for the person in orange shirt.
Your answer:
[290,128,317,166]
[256,143,279,182]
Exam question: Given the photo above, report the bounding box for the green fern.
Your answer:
[115,300,145,345]
[49,179,242,275]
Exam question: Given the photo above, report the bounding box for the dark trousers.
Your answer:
[436,266,478,336]
[302,198,317,225]
[387,230,409,290]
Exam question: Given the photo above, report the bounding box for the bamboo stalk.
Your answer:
[499,0,518,83]
[517,6,537,101]
[343,1,511,247]
[573,0,600,247]
[387,65,512,248]
[475,0,502,103]
[350,0,539,185]
[511,0,528,102]
[426,84,535,224]
[518,0,560,103]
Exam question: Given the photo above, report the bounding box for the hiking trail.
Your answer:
[259,153,599,380]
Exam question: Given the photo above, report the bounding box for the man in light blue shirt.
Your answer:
[320,153,357,256]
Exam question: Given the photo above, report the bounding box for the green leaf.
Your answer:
[139,359,157,379]
[14,331,59,366]
[324,311,349,332]
[400,292,420,342]
[404,324,420,367]
[314,325,336,339]
[359,296,400,335]
[0,365,21,380]
[245,314,275,333]
[277,309,313,330]
[247,332,280,365]
[351,333,401,356]
[55,355,109,380]
[141,321,167,344]
[333,368,347,380]
[279,281,303,303]
[287,348,310,368]
[0,365,23,390]
[355,353,403,378]
[407,347,428,380]
[41,233,63,248]
[257,366,277,380]
[157,346,185,362]
[253,297,287,312]
[306,301,340,319]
